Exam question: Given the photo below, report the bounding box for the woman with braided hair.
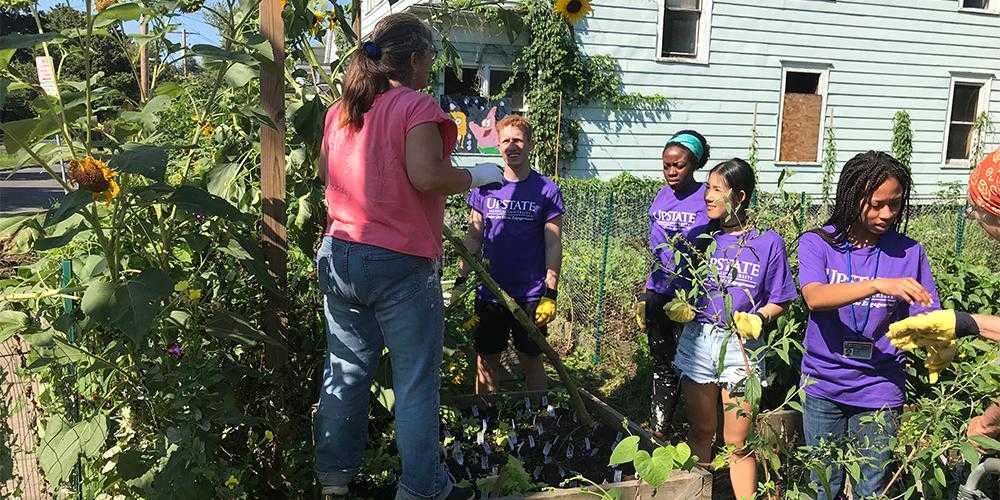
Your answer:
[796,151,941,499]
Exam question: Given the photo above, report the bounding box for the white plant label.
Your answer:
[543,441,552,457]
[528,435,536,448]
[476,431,485,445]
[547,405,556,417]
[613,469,623,483]
[35,56,58,96]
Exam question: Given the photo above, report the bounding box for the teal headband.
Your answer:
[667,133,705,164]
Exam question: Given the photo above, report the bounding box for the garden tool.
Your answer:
[958,458,1000,500]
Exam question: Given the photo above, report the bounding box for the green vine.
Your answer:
[970,111,995,167]
[498,0,667,176]
[891,110,913,171]
[820,113,837,212]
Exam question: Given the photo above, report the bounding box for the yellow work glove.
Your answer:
[888,310,957,351]
[461,314,480,331]
[534,297,557,326]
[733,311,763,340]
[925,341,956,384]
[664,297,696,323]
[635,301,647,331]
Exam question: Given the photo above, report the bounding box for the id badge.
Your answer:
[843,341,873,360]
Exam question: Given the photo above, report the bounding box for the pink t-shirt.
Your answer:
[321,86,457,259]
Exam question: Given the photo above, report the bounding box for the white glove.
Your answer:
[467,162,504,188]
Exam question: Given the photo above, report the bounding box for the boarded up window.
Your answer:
[946,82,983,161]
[662,0,701,57]
[779,72,823,163]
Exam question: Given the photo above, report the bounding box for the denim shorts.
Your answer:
[673,322,765,393]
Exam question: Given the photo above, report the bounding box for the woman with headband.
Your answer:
[634,130,712,439]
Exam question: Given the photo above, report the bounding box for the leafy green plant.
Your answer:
[608,432,696,488]
[820,113,838,212]
[500,0,668,175]
[892,110,913,170]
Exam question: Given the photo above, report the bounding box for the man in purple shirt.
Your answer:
[455,115,565,394]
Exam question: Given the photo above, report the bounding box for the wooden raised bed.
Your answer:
[444,389,712,500]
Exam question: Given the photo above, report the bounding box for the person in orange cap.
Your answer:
[886,149,1000,439]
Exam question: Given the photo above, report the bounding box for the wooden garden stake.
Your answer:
[443,224,593,427]
[554,90,562,180]
[259,0,288,488]
[259,0,289,360]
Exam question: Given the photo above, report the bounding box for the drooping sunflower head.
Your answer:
[69,156,120,203]
[95,0,116,13]
[553,0,592,24]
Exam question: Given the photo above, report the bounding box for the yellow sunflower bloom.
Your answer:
[95,0,116,13]
[553,0,592,24]
[69,156,120,204]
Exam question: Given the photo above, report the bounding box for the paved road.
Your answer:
[0,167,65,215]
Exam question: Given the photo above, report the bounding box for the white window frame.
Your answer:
[443,64,528,113]
[774,60,832,166]
[655,0,713,65]
[942,72,994,168]
[957,0,1000,14]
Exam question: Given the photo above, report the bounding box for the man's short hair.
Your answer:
[496,114,533,143]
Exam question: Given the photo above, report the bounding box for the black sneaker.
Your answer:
[444,484,477,500]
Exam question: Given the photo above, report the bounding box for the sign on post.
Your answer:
[35,56,58,96]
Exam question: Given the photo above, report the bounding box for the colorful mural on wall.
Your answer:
[440,95,513,155]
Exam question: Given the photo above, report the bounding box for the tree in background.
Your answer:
[1,5,140,122]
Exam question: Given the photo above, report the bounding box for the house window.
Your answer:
[943,76,992,165]
[657,0,713,63]
[776,66,830,163]
[443,66,526,112]
[961,0,988,9]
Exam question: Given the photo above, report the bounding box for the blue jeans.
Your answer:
[803,394,901,500]
[314,237,451,500]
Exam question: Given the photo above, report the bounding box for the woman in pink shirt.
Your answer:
[314,13,502,500]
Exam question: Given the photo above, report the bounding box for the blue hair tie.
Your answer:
[362,41,382,60]
[667,133,705,163]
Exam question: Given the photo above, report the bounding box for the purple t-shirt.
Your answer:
[645,183,711,295]
[468,171,565,303]
[694,229,799,328]
[798,227,940,408]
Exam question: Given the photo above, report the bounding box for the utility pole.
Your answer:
[181,29,188,76]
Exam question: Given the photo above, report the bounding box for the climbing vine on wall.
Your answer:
[892,110,913,171]
[495,0,667,176]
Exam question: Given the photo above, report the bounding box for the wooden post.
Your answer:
[352,0,361,42]
[139,18,149,101]
[260,0,288,357]
[259,0,288,491]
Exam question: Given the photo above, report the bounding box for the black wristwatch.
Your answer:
[543,287,558,300]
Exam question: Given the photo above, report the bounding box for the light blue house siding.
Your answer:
[355,0,1000,197]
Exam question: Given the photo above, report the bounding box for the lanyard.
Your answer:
[844,244,881,336]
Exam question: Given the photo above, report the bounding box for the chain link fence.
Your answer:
[444,184,1000,374]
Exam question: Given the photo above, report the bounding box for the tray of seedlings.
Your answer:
[438,389,711,499]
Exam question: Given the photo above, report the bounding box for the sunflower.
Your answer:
[69,156,120,204]
[553,0,591,24]
[95,0,116,13]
